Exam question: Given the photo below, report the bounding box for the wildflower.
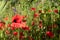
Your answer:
[20,22,27,28]
[0,22,5,30]
[34,13,39,18]
[53,9,58,13]
[0,22,4,27]
[13,32,18,36]
[46,31,54,38]
[11,22,27,29]
[22,26,30,31]
[11,23,21,29]
[12,14,24,23]
[19,32,24,39]
[31,7,36,11]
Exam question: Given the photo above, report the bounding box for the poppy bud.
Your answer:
[53,9,58,13]
[46,31,54,38]
[13,32,18,36]
[31,7,36,11]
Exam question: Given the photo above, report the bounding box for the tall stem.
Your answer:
[18,29,19,40]
[0,0,6,11]
[41,0,44,12]
[59,34,60,40]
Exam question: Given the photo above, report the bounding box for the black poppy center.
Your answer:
[13,19,18,23]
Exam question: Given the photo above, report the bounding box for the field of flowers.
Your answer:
[0,0,60,40]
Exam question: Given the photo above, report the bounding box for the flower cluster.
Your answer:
[0,0,60,40]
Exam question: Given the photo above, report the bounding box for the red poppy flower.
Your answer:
[46,31,54,38]
[31,7,36,11]
[19,32,24,39]
[0,22,5,30]
[19,22,27,28]
[11,22,27,29]
[11,23,21,29]
[22,26,30,31]
[0,23,4,27]
[53,9,58,13]
[34,13,39,18]
[12,14,24,23]
[13,32,18,36]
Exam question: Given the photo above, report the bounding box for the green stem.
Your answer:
[18,29,19,40]
[0,0,6,11]
[13,36,15,40]
[59,34,60,40]
[1,1,11,13]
